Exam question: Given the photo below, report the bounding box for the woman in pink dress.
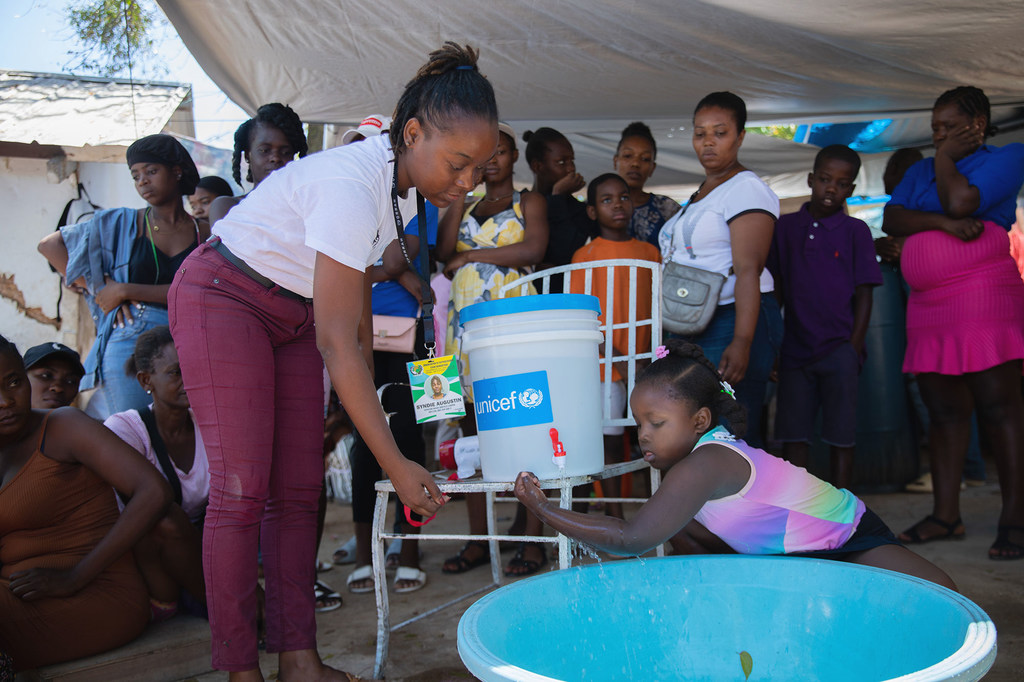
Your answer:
[883,86,1024,560]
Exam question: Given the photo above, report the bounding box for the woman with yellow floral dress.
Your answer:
[438,123,549,386]
[436,122,549,574]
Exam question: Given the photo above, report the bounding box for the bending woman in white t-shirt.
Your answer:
[168,43,498,682]
[659,92,782,448]
[105,325,207,622]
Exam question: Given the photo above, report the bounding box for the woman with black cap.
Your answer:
[38,133,204,421]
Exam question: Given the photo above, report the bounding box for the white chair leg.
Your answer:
[372,489,390,680]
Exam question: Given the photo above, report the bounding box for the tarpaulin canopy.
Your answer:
[157,0,1024,196]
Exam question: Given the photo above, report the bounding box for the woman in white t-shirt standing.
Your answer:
[168,43,499,681]
[659,92,782,447]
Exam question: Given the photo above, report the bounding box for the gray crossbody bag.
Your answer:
[661,189,727,336]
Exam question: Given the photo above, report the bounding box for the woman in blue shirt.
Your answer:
[884,86,1024,560]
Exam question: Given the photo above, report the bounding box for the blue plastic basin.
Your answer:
[457,556,995,681]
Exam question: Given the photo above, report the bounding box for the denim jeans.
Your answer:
[83,303,169,420]
[675,293,783,447]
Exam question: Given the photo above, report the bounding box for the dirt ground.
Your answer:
[188,470,1023,682]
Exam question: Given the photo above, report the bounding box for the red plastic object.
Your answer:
[404,504,437,527]
[550,428,566,463]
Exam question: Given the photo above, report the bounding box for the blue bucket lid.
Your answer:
[459,294,601,326]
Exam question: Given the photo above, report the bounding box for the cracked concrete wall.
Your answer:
[0,155,143,358]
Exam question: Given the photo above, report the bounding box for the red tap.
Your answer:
[550,428,566,466]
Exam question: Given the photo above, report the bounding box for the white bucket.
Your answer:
[460,294,604,481]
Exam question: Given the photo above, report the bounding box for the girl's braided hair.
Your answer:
[934,86,998,138]
[636,339,748,438]
[390,42,498,156]
[231,103,308,187]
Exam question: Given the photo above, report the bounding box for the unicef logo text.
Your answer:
[472,370,553,432]
[475,388,544,416]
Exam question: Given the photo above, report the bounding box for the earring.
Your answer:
[146,389,152,394]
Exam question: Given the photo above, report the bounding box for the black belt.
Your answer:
[210,238,312,303]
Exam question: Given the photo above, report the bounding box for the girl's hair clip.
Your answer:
[456,65,475,71]
[720,379,736,400]
[655,345,669,359]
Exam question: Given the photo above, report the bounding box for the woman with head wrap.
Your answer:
[38,133,205,421]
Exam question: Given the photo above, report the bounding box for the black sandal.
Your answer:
[989,525,1024,561]
[442,540,490,574]
[504,542,548,577]
[898,515,965,544]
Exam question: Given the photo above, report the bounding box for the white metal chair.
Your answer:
[370,258,663,678]
[498,258,662,430]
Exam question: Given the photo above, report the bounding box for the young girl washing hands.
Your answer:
[514,339,957,590]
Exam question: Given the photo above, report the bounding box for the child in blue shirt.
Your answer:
[767,145,882,488]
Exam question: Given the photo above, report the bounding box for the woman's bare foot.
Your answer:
[278,649,372,681]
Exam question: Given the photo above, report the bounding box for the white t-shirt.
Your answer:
[105,408,210,524]
[659,171,779,305]
[213,134,406,298]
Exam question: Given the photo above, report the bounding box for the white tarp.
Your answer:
[157,0,1024,195]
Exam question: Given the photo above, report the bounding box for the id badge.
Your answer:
[406,354,467,424]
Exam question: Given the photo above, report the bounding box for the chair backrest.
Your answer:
[498,259,661,428]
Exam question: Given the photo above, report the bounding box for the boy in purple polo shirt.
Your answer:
[768,145,882,489]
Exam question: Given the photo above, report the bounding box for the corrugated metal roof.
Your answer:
[0,70,191,147]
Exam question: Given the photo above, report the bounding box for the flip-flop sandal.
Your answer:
[385,539,402,570]
[314,580,343,612]
[346,564,375,594]
[333,535,357,565]
[442,540,491,574]
[989,525,1024,561]
[316,559,333,574]
[393,566,428,593]
[504,542,548,578]
[898,515,965,544]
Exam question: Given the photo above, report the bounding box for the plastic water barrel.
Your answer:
[809,263,918,490]
[854,264,919,489]
[460,294,604,481]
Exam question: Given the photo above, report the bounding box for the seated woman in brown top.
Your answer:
[0,335,171,672]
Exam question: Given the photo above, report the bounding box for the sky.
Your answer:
[1,0,246,149]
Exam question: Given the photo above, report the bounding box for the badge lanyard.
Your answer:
[389,161,466,430]
[390,161,435,359]
[390,160,463,527]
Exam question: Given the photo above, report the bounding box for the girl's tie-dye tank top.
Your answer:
[693,427,865,554]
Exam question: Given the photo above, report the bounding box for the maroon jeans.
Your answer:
[169,243,323,671]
